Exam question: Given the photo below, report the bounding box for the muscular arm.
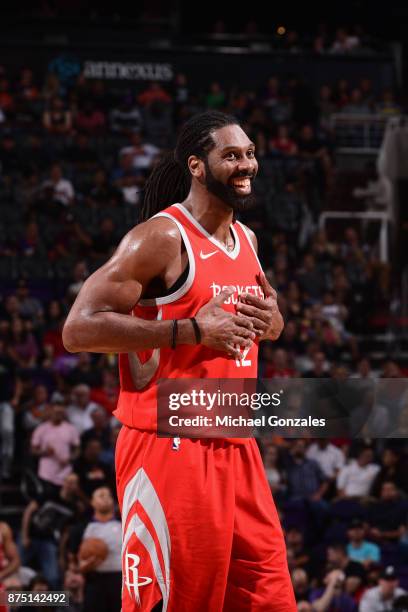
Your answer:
[63,217,255,357]
[63,218,196,353]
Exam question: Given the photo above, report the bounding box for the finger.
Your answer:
[236,302,271,323]
[225,344,242,359]
[240,293,277,310]
[230,335,253,348]
[232,325,256,340]
[232,315,254,330]
[211,286,235,306]
[257,271,276,299]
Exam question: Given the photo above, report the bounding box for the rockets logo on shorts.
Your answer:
[124,551,153,605]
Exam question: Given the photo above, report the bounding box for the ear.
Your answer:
[187,155,204,179]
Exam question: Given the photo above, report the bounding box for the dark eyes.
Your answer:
[225,150,255,160]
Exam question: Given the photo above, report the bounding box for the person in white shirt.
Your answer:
[359,566,406,612]
[336,446,380,498]
[306,439,345,479]
[42,162,75,207]
[66,384,102,434]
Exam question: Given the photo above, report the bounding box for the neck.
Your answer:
[183,187,234,245]
[94,511,113,522]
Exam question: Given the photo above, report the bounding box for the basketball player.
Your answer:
[63,111,296,611]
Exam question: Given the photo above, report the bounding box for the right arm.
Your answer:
[21,500,38,548]
[62,218,255,358]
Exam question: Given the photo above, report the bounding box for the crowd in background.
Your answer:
[0,60,406,611]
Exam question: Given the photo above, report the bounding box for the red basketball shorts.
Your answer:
[115,427,296,612]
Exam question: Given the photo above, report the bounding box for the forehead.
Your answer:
[210,124,253,152]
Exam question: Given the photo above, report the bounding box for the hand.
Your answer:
[44,445,55,457]
[325,569,345,586]
[22,536,31,549]
[236,272,284,340]
[79,555,98,573]
[196,287,256,359]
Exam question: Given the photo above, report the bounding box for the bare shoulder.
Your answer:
[238,222,258,252]
[0,521,11,539]
[119,215,182,259]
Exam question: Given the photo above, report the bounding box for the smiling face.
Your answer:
[199,124,258,212]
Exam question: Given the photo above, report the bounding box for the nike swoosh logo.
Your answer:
[200,250,218,260]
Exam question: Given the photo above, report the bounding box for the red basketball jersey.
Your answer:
[114,203,264,430]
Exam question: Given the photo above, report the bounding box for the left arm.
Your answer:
[237,227,284,341]
[0,523,20,581]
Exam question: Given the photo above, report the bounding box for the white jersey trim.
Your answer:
[236,221,263,270]
[173,203,241,260]
[138,211,196,306]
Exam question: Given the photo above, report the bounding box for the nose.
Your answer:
[237,159,257,176]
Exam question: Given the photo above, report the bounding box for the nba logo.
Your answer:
[172,437,181,451]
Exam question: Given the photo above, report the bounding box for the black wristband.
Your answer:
[171,319,178,349]
[190,317,201,344]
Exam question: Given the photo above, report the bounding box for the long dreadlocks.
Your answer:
[140,110,239,222]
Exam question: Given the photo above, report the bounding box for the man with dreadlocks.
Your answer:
[63,111,296,611]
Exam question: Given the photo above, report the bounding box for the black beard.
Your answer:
[204,159,255,212]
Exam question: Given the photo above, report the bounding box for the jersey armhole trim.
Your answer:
[138,211,196,306]
[236,221,263,270]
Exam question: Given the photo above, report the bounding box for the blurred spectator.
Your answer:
[206,82,226,109]
[286,439,329,501]
[0,521,20,590]
[340,89,371,114]
[69,487,121,612]
[111,151,143,206]
[346,518,381,567]
[7,317,39,369]
[119,131,159,173]
[110,95,143,134]
[41,163,75,207]
[336,446,380,498]
[286,528,310,572]
[326,543,366,597]
[370,448,407,497]
[42,97,72,134]
[73,438,113,498]
[80,407,112,452]
[309,569,355,611]
[138,82,171,107]
[20,473,85,588]
[359,565,406,612]
[331,28,360,53]
[376,90,401,116]
[31,401,80,493]
[66,385,101,434]
[263,443,286,495]
[366,481,407,544]
[269,124,298,156]
[67,353,102,389]
[15,279,44,325]
[306,439,345,481]
[23,384,50,432]
[264,347,296,378]
[75,100,106,135]
[302,352,330,378]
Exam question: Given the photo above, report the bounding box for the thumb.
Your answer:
[211,286,235,306]
[257,271,276,299]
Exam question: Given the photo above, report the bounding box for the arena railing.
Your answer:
[330,113,392,154]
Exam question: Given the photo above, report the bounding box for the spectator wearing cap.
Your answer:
[31,401,80,494]
[359,566,406,612]
[336,446,380,498]
[346,519,381,568]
